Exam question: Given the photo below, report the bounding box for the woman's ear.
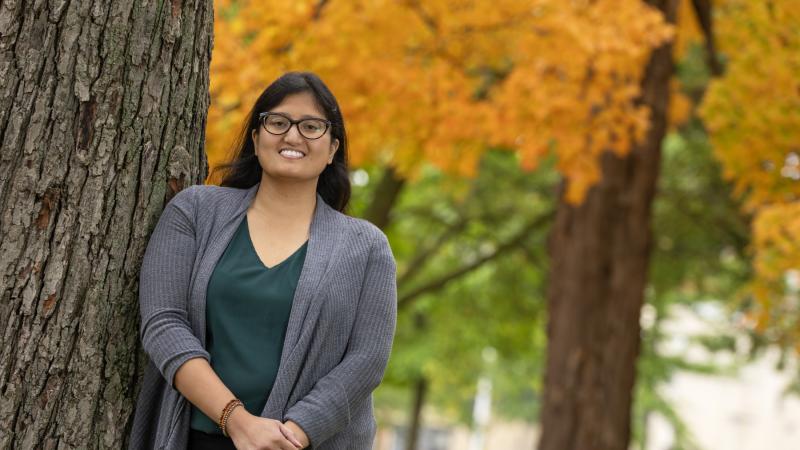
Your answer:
[251,129,258,148]
[328,138,340,164]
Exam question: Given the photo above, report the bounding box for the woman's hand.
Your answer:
[283,420,309,448]
[226,407,303,450]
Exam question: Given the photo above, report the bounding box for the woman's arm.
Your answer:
[283,232,398,448]
[174,357,239,431]
[138,186,209,387]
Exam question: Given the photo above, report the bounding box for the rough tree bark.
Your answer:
[0,0,213,447]
[537,1,678,450]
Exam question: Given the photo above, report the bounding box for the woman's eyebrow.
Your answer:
[270,111,326,120]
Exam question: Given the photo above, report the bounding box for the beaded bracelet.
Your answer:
[218,398,244,437]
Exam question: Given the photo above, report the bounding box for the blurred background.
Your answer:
[205,1,800,449]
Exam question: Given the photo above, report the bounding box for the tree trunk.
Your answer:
[537,2,677,450]
[0,0,213,447]
[363,165,405,230]
[405,375,427,450]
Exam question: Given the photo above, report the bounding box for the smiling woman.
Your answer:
[129,72,398,450]
[249,91,340,185]
[211,72,351,213]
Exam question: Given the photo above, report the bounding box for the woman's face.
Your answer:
[251,91,339,183]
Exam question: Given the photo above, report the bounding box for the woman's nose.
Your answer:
[283,124,304,143]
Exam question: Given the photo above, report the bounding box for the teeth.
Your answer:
[280,149,305,158]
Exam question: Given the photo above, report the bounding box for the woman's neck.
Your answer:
[248,175,318,227]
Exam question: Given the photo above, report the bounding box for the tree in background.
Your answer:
[0,1,213,447]
[699,0,800,357]
[538,1,678,447]
[366,150,557,449]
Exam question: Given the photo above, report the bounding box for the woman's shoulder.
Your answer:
[180,184,251,211]
[336,214,396,269]
[336,212,391,249]
[171,183,243,201]
[189,183,248,199]
[163,184,252,229]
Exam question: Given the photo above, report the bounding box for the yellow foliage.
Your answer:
[700,0,800,346]
[673,0,703,60]
[668,78,692,129]
[753,205,800,274]
[205,0,673,204]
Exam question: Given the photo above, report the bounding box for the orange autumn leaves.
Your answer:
[207,0,800,349]
[205,0,673,204]
[699,0,800,347]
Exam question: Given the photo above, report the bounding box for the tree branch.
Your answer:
[691,0,722,76]
[397,209,554,311]
[398,215,469,287]
[396,168,497,286]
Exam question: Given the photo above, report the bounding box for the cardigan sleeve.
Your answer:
[283,231,398,447]
[138,185,210,388]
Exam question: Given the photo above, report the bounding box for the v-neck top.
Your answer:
[190,216,308,434]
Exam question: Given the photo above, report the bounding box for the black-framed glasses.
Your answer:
[258,112,332,140]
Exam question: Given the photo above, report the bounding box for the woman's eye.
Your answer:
[269,118,288,127]
[302,121,323,131]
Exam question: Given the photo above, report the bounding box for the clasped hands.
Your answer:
[226,408,309,450]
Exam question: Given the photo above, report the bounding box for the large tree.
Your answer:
[0,1,213,447]
[537,1,678,449]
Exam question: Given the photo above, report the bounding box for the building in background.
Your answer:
[648,303,800,450]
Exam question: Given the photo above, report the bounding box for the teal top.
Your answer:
[190,216,308,434]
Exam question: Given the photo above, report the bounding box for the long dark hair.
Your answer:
[211,71,351,212]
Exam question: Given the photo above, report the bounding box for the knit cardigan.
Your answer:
[128,184,398,450]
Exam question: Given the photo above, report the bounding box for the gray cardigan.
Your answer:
[128,184,398,450]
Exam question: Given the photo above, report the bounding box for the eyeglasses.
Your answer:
[258,112,332,140]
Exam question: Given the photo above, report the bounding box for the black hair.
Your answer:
[212,71,351,212]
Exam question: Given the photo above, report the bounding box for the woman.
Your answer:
[129,72,398,450]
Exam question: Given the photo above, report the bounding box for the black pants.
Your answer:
[188,429,237,450]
